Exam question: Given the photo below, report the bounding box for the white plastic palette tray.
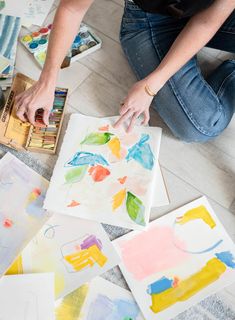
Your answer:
[20,23,102,69]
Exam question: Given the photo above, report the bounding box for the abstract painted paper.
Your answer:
[23,0,55,26]
[113,196,235,320]
[44,114,162,230]
[0,14,21,79]
[0,152,50,277]
[55,277,144,320]
[22,213,120,299]
[0,273,54,320]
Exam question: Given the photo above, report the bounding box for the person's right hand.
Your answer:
[15,80,55,126]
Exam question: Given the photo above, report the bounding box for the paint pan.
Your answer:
[0,73,68,154]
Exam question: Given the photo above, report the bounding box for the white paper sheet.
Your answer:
[22,213,120,299]
[113,196,235,320]
[0,0,27,18]
[0,153,50,277]
[44,114,162,230]
[22,0,55,26]
[0,273,54,320]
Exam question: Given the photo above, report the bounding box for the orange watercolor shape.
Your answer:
[67,200,80,208]
[3,219,13,228]
[118,176,127,185]
[98,125,109,131]
[88,165,110,182]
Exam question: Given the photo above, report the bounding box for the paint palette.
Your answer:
[20,24,52,54]
[20,23,102,69]
[70,23,102,63]
[0,73,68,154]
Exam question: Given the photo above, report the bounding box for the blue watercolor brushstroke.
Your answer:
[65,151,109,167]
[0,15,21,76]
[26,194,46,218]
[126,134,154,170]
[87,294,140,320]
[147,277,173,295]
[216,251,235,268]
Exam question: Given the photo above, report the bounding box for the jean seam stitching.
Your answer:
[217,69,235,97]
[219,29,235,35]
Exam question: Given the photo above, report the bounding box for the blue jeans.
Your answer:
[120,1,235,142]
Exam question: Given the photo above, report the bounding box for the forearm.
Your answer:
[39,0,93,86]
[147,0,235,91]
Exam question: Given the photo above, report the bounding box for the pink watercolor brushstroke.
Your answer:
[119,226,189,280]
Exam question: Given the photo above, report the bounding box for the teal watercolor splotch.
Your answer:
[87,294,140,320]
[147,277,174,295]
[216,251,235,268]
[65,151,109,167]
[126,134,154,170]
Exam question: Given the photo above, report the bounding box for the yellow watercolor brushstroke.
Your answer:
[150,257,226,313]
[55,273,66,297]
[176,205,216,228]
[112,189,126,211]
[64,245,107,272]
[6,256,23,275]
[108,137,121,159]
[55,284,89,320]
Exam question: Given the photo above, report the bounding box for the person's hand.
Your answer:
[114,78,161,132]
[15,80,55,126]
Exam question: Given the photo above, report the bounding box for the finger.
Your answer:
[127,112,139,133]
[120,102,130,115]
[27,107,37,125]
[114,109,133,128]
[43,109,50,126]
[141,109,150,125]
[15,91,24,101]
[16,105,27,122]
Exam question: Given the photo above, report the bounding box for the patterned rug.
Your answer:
[1,146,235,320]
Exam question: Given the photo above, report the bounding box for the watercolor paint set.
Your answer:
[69,23,102,63]
[20,23,102,68]
[0,73,68,154]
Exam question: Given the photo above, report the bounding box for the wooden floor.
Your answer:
[15,0,235,299]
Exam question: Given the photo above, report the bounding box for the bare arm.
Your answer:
[16,0,94,125]
[147,0,235,91]
[116,0,235,131]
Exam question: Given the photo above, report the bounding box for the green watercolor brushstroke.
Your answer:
[81,132,113,145]
[55,284,89,320]
[0,1,5,11]
[126,191,145,226]
[65,165,88,183]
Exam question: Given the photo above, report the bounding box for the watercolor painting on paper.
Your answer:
[113,196,235,320]
[22,213,120,299]
[0,273,54,320]
[55,277,144,320]
[0,152,50,277]
[44,114,162,230]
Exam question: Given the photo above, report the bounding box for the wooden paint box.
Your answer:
[0,73,68,154]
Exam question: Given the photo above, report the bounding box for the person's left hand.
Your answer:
[114,79,157,132]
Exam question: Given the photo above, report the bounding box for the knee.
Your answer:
[151,102,227,143]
